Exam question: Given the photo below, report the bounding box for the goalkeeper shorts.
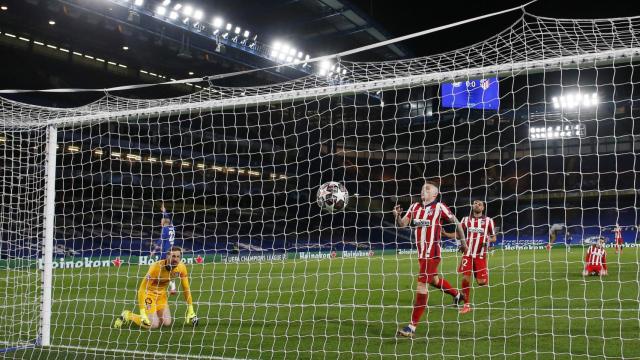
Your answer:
[142,292,168,313]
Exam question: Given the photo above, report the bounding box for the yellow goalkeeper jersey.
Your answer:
[138,260,193,305]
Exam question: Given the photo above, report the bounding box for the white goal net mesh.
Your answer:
[1,13,640,360]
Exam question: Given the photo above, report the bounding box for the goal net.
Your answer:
[1,12,640,360]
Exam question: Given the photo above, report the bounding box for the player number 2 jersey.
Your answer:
[461,216,496,259]
[403,201,456,259]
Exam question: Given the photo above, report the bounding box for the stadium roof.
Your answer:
[0,0,637,102]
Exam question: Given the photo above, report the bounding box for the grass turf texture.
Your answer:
[3,247,639,359]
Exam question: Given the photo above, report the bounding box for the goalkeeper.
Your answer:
[114,246,198,329]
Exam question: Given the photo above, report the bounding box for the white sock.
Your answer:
[170,281,176,291]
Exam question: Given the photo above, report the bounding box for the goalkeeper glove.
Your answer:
[185,305,198,326]
[139,308,151,327]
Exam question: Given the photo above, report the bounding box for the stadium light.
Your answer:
[234,26,241,35]
[169,11,178,20]
[155,6,167,16]
[0,6,7,11]
[243,30,250,38]
[529,124,585,141]
[48,20,56,25]
[193,9,203,21]
[225,23,232,31]
[173,3,182,10]
[162,0,171,5]
[134,0,144,6]
[552,92,598,110]
[182,5,193,16]
[212,17,223,28]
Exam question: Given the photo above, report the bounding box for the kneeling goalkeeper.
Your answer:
[114,246,198,329]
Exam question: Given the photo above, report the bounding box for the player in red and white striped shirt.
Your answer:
[582,237,608,276]
[614,224,623,254]
[394,182,468,338]
[444,200,496,314]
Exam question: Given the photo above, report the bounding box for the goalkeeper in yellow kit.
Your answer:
[113,246,198,329]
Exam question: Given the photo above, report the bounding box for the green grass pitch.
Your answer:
[4,247,640,359]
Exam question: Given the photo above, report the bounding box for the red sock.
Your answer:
[434,278,459,297]
[411,293,428,326]
[461,279,471,304]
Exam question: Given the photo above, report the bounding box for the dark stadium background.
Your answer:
[1,0,638,258]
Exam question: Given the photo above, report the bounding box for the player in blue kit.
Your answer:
[151,203,177,295]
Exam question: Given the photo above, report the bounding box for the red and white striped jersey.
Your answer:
[585,245,608,269]
[403,201,456,259]
[461,215,496,259]
[614,227,623,241]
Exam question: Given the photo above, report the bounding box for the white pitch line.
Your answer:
[51,298,640,312]
[50,344,253,360]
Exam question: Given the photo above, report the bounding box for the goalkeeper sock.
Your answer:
[130,313,151,329]
[461,279,471,304]
[433,278,459,297]
[410,293,428,326]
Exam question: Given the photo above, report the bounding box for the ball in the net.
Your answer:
[316,181,349,213]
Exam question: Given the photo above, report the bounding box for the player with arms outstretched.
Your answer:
[583,236,608,277]
[113,246,198,329]
[394,182,467,338]
[443,200,496,314]
[151,203,177,295]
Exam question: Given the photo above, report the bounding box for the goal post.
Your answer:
[39,124,58,347]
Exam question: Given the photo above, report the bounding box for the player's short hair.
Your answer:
[423,181,439,193]
[169,246,183,254]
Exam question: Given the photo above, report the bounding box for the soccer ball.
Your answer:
[316,181,349,212]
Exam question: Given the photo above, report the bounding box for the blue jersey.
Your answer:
[156,225,175,259]
[156,209,175,259]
